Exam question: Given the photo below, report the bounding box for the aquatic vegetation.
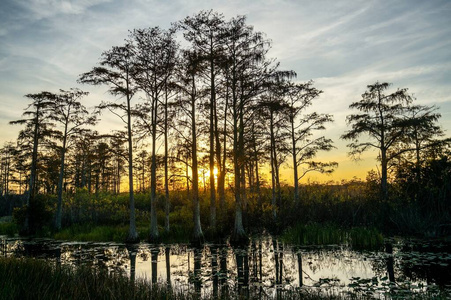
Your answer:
[0,222,16,237]
[281,223,384,249]
[0,257,185,300]
[2,235,451,299]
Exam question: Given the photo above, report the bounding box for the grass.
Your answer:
[1,257,448,300]
[0,222,17,237]
[281,223,384,250]
[0,256,185,300]
[53,223,191,244]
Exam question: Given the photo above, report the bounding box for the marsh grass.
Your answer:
[0,257,185,300]
[1,256,448,300]
[52,223,191,244]
[0,222,17,236]
[281,223,384,250]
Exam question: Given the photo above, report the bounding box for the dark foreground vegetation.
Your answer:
[0,256,448,300]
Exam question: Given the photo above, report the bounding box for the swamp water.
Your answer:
[1,235,451,299]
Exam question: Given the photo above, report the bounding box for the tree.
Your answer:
[0,143,16,196]
[341,82,413,200]
[130,26,178,241]
[223,15,276,243]
[401,105,446,173]
[10,92,56,233]
[257,96,289,219]
[72,129,98,191]
[79,42,140,243]
[174,49,205,244]
[179,10,227,231]
[284,81,336,204]
[51,88,95,230]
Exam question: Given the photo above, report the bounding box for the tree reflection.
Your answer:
[193,247,202,295]
[219,246,228,295]
[151,247,159,284]
[126,245,137,284]
[211,245,218,298]
[385,242,395,283]
[165,246,171,286]
[234,247,249,298]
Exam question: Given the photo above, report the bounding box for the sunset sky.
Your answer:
[1,0,450,183]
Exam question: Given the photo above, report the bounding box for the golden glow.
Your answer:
[204,167,218,179]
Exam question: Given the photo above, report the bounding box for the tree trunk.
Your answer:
[381,148,388,201]
[55,126,68,231]
[231,95,246,244]
[24,106,40,234]
[149,95,159,242]
[164,86,170,233]
[269,110,277,220]
[291,116,299,204]
[209,57,217,231]
[191,78,204,245]
[126,93,139,243]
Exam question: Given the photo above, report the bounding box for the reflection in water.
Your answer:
[210,246,218,298]
[2,236,451,298]
[165,247,171,286]
[127,245,137,283]
[193,248,202,296]
[234,247,249,298]
[294,247,303,287]
[151,247,159,284]
[385,242,395,283]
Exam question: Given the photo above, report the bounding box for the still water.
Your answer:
[1,235,451,298]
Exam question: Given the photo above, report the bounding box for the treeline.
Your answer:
[1,10,450,242]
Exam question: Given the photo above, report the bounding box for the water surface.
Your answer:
[1,235,450,298]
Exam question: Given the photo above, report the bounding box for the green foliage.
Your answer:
[349,227,384,250]
[53,223,151,243]
[54,224,127,242]
[0,222,17,236]
[13,194,54,235]
[282,223,345,245]
[281,223,384,250]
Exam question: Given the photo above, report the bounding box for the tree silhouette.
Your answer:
[51,88,95,230]
[284,81,336,203]
[342,82,413,200]
[130,26,178,241]
[223,15,277,243]
[174,49,205,244]
[79,42,140,243]
[10,92,56,233]
[179,10,227,231]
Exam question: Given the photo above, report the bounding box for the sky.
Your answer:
[1,0,450,183]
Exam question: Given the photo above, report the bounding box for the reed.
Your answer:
[0,222,17,236]
[281,223,384,250]
[1,257,448,300]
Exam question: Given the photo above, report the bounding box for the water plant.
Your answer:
[281,223,384,250]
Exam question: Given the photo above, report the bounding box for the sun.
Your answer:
[204,167,218,178]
